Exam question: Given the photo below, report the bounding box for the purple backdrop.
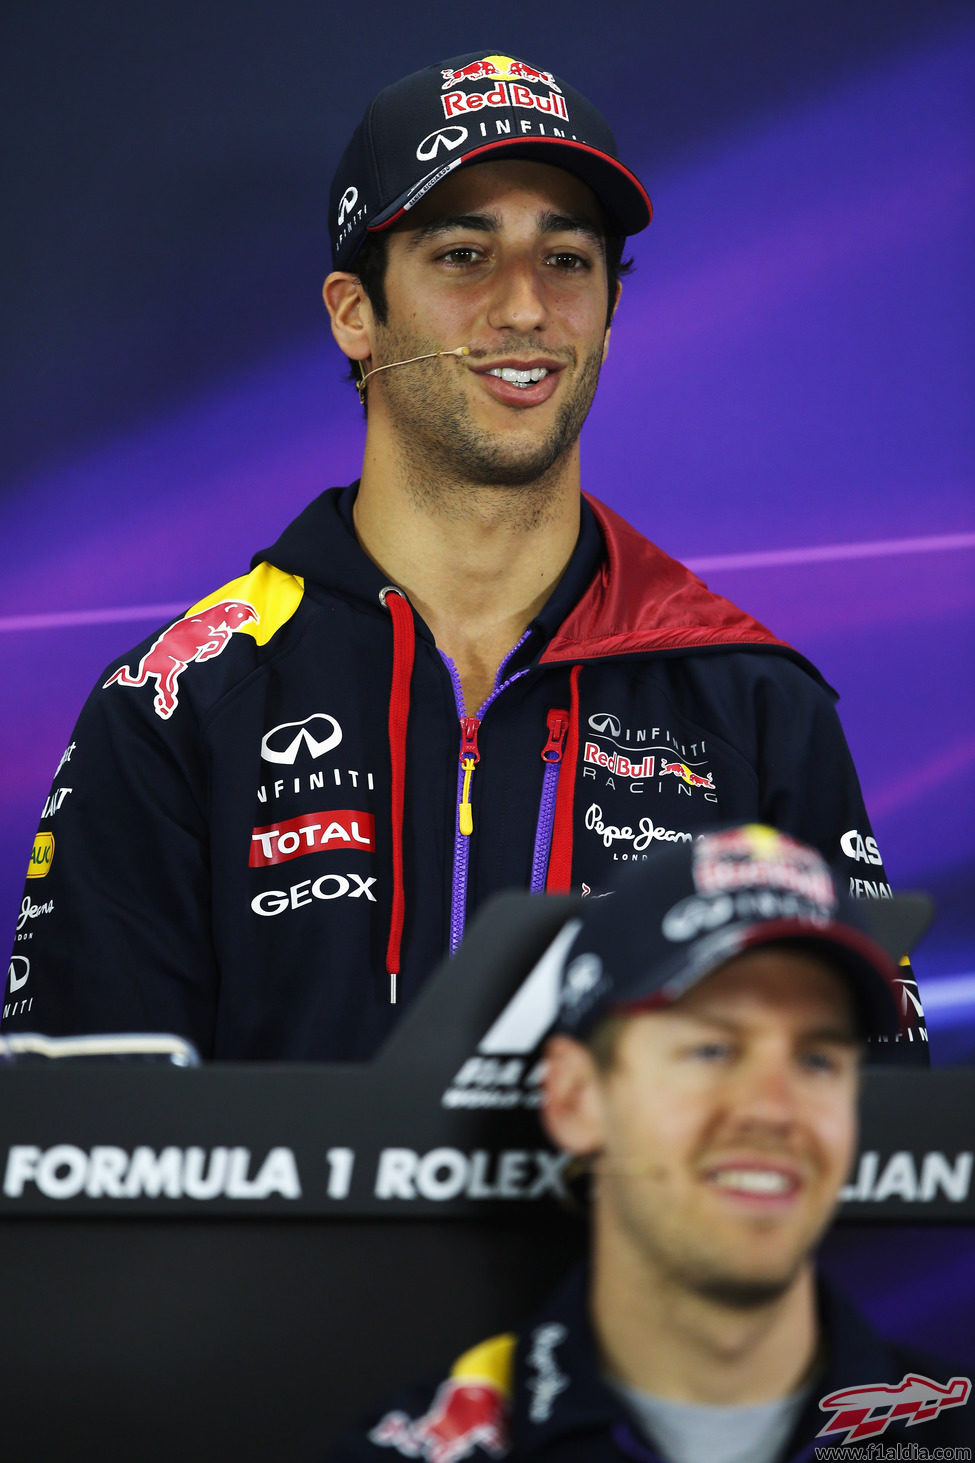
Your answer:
[2,0,973,1381]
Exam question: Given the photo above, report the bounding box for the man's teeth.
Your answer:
[709,1169,792,1194]
[488,366,550,386]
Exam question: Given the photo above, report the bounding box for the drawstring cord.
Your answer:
[380,586,415,1003]
[546,664,582,892]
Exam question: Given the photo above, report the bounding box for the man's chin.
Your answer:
[694,1273,798,1311]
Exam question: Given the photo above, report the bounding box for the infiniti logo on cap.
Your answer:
[416,126,469,162]
[337,186,359,226]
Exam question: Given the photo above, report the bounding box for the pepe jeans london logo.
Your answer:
[526,1324,569,1423]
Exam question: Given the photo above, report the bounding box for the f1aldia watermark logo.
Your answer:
[817,1373,971,1443]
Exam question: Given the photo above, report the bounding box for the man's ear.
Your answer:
[540,1035,607,1157]
[601,279,622,364]
[322,272,374,363]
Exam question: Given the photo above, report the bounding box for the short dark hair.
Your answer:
[345,231,633,406]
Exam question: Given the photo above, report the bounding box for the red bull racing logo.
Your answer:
[440,54,568,123]
[369,1379,509,1463]
[103,600,258,720]
[817,1372,971,1442]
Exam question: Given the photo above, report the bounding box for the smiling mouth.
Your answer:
[485,366,551,387]
[707,1168,797,1196]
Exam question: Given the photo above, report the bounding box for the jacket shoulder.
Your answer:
[97,564,305,725]
[182,562,305,646]
[329,1333,516,1460]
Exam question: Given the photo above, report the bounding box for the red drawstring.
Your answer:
[381,587,415,1003]
[546,664,581,893]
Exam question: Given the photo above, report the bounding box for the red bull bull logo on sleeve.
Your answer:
[369,1380,508,1463]
[368,1334,514,1463]
[103,600,258,720]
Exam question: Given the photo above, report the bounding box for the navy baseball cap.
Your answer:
[328,50,652,271]
[554,825,933,1043]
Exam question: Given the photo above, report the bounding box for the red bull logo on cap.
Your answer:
[693,825,836,906]
[441,55,562,93]
[103,600,259,720]
[369,1379,508,1463]
[440,54,568,124]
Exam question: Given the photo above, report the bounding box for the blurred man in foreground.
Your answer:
[333,826,970,1459]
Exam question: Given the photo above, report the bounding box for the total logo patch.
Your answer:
[249,810,375,868]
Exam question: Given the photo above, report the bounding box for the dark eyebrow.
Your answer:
[404,210,606,252]
[539,212,606,251]
[678,1012,861,1048]
[405,214,500,248]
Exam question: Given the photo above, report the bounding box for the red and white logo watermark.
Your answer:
[817,1372,971,1444]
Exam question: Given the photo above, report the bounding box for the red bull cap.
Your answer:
[551,824,934,1047]
[329,50,652,271]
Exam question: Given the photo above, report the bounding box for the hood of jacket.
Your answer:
[254,484,828,688]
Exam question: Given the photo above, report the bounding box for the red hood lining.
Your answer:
[539,494,802,666]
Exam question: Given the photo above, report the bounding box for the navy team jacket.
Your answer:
[326,1266,973,1459]
[4,486,927,1061]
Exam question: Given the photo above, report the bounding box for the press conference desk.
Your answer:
[2,895,972,1459]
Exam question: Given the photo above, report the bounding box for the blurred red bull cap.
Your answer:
[552,824,934,1046]
[328,50,652,270]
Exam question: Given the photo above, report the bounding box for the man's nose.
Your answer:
[729,1055,801,1131]
[485,257,549,333]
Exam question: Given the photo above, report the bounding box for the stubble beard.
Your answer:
[602,1170,830,1316]
[371,329,605,515]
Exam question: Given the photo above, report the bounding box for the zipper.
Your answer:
[458,717,481,836]
[443,636,532,955]
[529,709,569,892]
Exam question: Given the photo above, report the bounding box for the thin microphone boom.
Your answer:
[356,346,470,403]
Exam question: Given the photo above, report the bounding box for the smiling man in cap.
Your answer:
[332,827,969,1460]
[4,54,928,1062]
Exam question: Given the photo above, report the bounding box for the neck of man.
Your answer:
[354,428,583,712]
[590,1227,821,1408]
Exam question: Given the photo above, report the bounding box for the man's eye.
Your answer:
[690,1042,732,1062]
[800,1050,841,1075]
[547,251,590,270]
[438,246,482,266]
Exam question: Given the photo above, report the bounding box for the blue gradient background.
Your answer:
[3,0,973,1374]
